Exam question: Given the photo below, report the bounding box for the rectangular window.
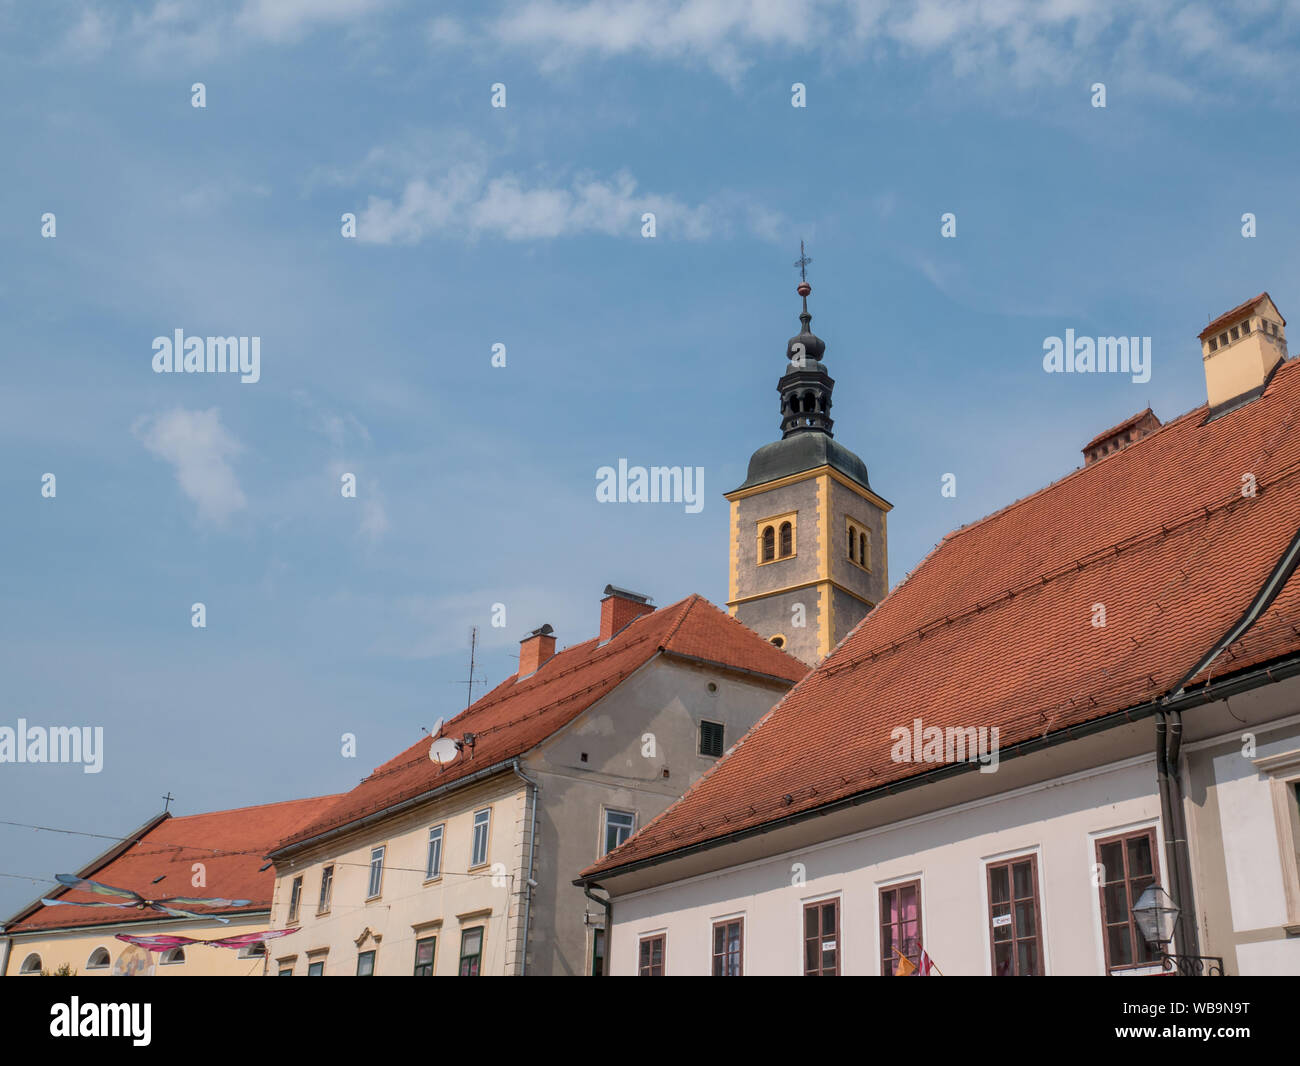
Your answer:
[287,875,303,923]
[638,934,666,976]
[414,936,437,977]
[367,846,385,899]
[1096,829,1160,972]
[471,809,491,868]
[317,865,334,914]
[603,809,635,856]
[1231,325,1240,340]
[712,918,743,976]
[987,854,1043,975]
[426,825,444,880]
[459,927,484,976]
[879,880,922,976]
[1208,337,1218,351]
[278,966,293,977]
[307,959,325,976]
[699,720,724,758]
[591,928,605,977]
[803,899,840,976]
[356,950,375,976]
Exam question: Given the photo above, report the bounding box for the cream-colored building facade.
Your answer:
[266,595,805,977]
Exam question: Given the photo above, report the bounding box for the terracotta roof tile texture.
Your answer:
[584,357,1300,877]
[274,595,806,852]
[8,795,339,932]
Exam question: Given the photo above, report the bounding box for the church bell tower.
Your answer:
[725,248,891,665]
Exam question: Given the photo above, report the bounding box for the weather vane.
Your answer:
[794,239,813,284]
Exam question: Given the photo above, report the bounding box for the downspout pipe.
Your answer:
[1165,711,1201,958]
[583,881,612,975]
[1153,711,1188,957]
[511,760,539,977]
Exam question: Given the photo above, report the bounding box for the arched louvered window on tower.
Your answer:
[779,522,793,557]
[761,525,775,562]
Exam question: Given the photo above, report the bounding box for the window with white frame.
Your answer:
[1253,747,1300,931]
[288,874,303,922]
[318,864,334,914]
[367,845,385,899]
[471,809,491,868]
[603,809,635,856]
[426,824,445,880]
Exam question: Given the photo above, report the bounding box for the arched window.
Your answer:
[779,522,793,557]
[19,953,42,975]
[849,532,856,562]
[860,531,869,569]
[761,525,775,562]
[804,393,816,413]
[87,947,111,969]
[160,947,186,965]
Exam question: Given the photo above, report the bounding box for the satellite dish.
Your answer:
[429,737,460,767]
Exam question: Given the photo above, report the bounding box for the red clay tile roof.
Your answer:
[1083,407,1158,452]
[7,795,338,933]
[584,356,1300,878]
[1199,292,1270,339]
[273,595,806,853]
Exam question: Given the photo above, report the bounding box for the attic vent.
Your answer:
[1082,408,1162,466]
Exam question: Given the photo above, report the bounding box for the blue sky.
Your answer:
[3,0,1300,917]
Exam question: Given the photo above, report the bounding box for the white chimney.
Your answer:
[1200,293,1287,411]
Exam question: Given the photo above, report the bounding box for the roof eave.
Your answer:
[1,810,171,932]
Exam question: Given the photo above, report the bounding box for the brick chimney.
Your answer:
[1083,408,1161,465]
[1199,293,1287,412]
[599,585,654,643]
[518,624,555,677]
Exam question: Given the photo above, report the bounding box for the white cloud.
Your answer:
[133,408,247,524]
[234,0,390,43]
[427,0,1294,94]
[47,0,389,65]
[359,492,390,542]
[358,164,717,243]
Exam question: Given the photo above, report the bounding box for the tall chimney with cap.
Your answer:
[1199,292,1288,413]
[518,624,555,678]
[599,585,655,643]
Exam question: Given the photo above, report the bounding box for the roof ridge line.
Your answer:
[824,455,1300,679]
[658,594,701,649]
[438,624,666,730]
[942,402,1207,545]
